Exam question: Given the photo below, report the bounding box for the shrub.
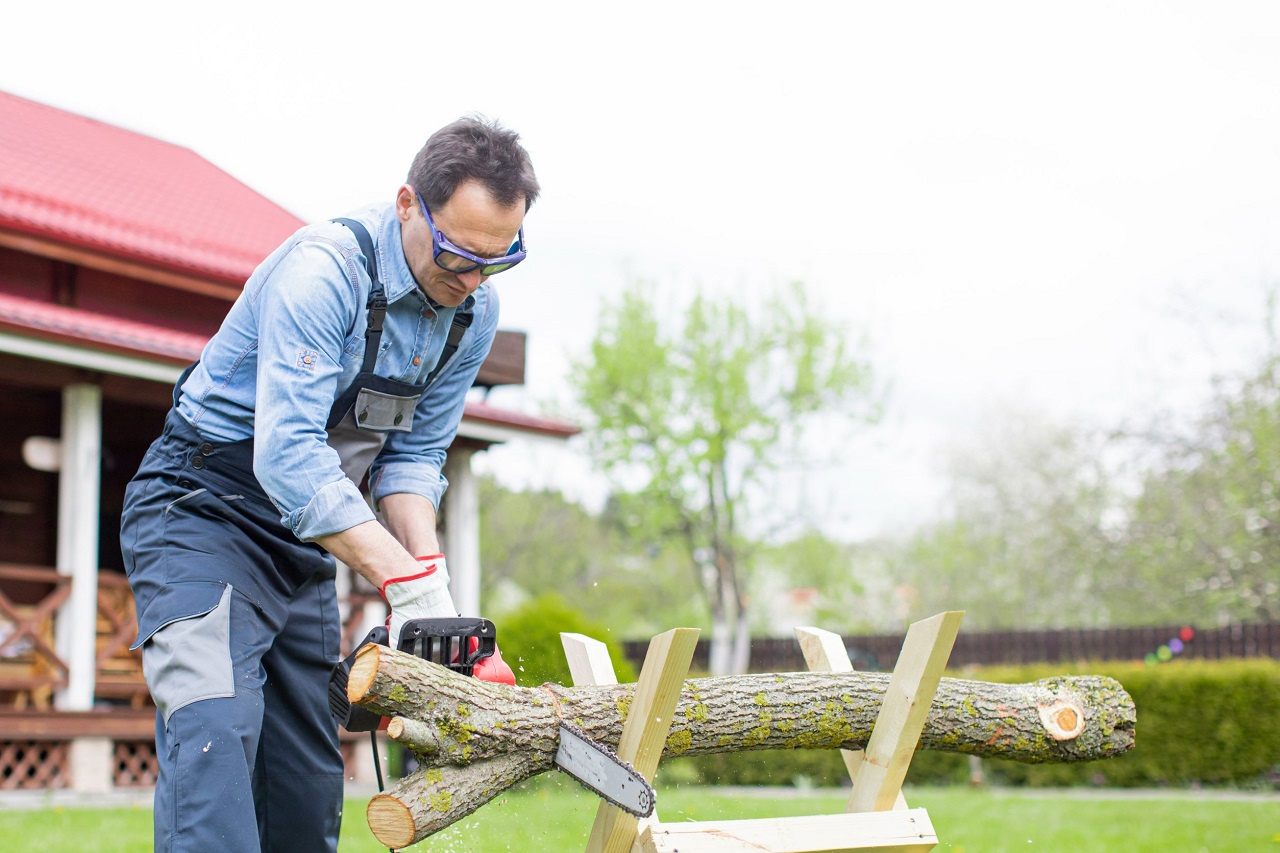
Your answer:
[973,658,1280,788]
[497,593,638,687]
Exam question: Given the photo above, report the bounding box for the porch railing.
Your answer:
[0,563,148,708]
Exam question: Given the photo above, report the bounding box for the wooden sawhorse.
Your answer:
[560,611,963,853]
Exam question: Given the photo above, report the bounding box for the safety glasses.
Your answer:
[417,192,526,276]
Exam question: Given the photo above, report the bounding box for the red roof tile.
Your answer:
[0,90,303,285]
[464,401,581,438]
[0,292,205,363]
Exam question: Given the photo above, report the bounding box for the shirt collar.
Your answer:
[376,205,476,311]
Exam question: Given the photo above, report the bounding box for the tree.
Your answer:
[888,409,1124,629]
[477,477,703,636]
[1119,352,1280,624]
[752,528,877,635]
[573,282,879,673]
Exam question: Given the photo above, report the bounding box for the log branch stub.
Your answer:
[1038,700,1086,741]
[386,716,441,755]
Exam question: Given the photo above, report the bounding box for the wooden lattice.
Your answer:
[113,740,158,788]
[0,740,68,790]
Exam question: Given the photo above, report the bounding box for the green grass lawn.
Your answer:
[1,779,1275,852]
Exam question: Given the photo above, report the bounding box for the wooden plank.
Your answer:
[0,708,154,739]
[847,612,963,814]
[585,627,700,853]
[562,632,619,687]
[0,227,244,301]
[637,808,937,853]
[563,632,659,850]
[795,627,908,811]
[475,329,526,387]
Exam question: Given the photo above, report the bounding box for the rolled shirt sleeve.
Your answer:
[249,238,378,541]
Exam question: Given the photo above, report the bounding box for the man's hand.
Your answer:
[382,555,457,646]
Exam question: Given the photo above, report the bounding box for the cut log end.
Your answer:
[385,716,406,740]
[387,715,443,756]
[1038,700,1086,741]
[366,794,415,850]
[347,643,385,704]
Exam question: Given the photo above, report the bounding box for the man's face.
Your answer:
[396,179,525,307]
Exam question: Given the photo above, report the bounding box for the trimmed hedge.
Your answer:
[667,659,1280,788]
[496,593,638,687]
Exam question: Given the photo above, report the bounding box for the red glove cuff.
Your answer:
[379,554,445,598]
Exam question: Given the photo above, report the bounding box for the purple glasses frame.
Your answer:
[416,192,526,276]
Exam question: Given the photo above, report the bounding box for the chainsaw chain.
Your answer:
[557,722,655,817]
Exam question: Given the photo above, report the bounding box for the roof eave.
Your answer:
[0,226,246,300]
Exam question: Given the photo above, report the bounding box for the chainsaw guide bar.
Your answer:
[554,722,656,818]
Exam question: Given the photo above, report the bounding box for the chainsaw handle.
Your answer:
[331,619,500,732]
[329,625,390,732]
[397,617,497,674]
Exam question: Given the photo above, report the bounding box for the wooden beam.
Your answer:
[0,708,154,740]
[795,627,907,811]
[54,383,103,711]
[561,632,620,687]
[0,229,243,301]
[475,329,526,388]
[441,448,480,617]
[638,809,938,853]
[586,627,700,853]
[846,613,963,814]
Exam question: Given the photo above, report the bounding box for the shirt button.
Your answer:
[425,310,435,320]
[191,457,206,470]
[413,356,422,366]
[198,443,213,455]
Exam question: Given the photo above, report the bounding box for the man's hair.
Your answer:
[407,116,540,212]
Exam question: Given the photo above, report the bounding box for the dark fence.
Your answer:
[622,622,1280,674]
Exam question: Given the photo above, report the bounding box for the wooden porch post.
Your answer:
[442,448,480,617]
[53,383,102,713]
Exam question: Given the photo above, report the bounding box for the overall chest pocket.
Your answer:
[354,387,418,432]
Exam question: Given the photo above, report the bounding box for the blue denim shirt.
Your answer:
[174,203,499,542]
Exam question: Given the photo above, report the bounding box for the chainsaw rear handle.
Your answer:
[329,618,499,732]
[329,625,388,732]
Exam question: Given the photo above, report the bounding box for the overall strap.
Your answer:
[332,218,386,374]
[425,310,474,384]
[331,217,473,385]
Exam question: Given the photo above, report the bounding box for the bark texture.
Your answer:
[349,645,1136,847]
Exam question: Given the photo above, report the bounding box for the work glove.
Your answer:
[382,554,457,648]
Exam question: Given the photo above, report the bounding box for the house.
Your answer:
[0,90,574,791]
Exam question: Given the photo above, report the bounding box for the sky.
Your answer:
[5,2,1280,541]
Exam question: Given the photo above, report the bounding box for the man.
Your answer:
[120,116,538,851]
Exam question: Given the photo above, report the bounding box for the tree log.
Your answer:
[349,645,1135,847]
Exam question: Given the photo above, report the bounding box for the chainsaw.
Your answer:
[329,617,655,819]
